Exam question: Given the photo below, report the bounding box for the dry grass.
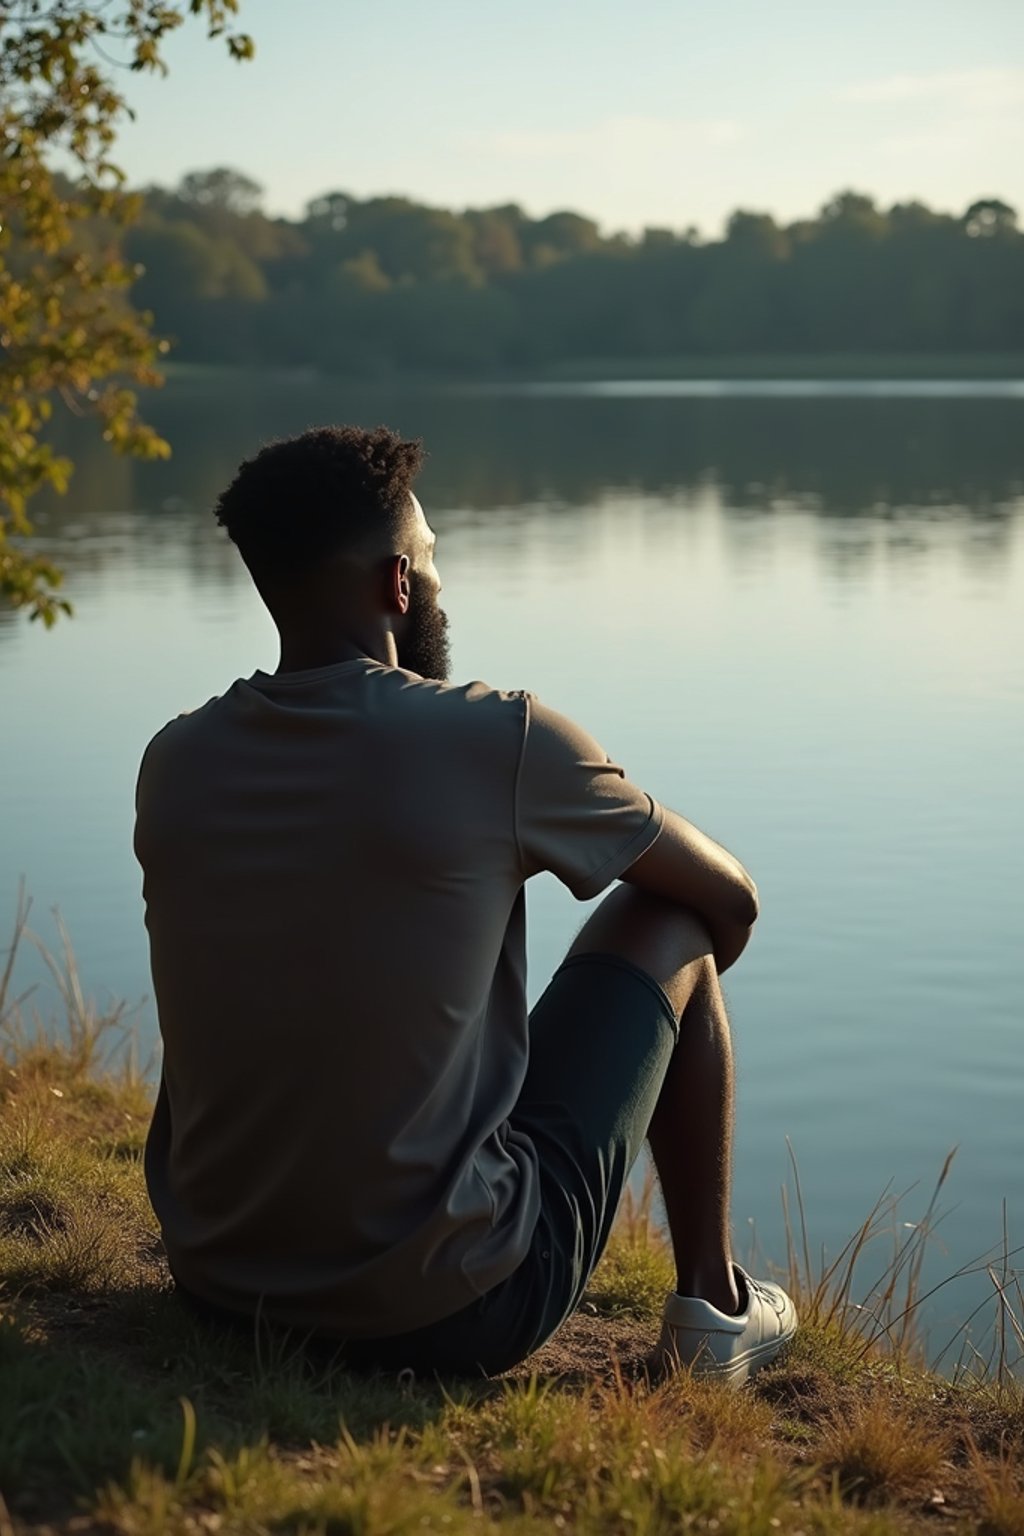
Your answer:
[966,1432,1024,1536]
[816,1394,952,1506]
[779,1137,1021,1381]
[1,892,1022,1534]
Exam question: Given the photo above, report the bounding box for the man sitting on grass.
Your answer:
[134,424,797,1383]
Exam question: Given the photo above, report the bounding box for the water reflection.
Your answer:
[12,383,1021,635]
[33,381,1024,517]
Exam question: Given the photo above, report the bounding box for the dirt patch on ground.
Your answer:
[508,1310,658,1383]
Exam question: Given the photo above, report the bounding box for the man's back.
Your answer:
[136,657,660,1337]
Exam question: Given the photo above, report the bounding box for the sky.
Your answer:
[113,0,1024,237]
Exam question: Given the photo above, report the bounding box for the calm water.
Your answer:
[2,378,1022,1357]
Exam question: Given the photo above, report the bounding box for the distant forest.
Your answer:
[117,170,1023,375]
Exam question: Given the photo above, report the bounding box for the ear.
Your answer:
[388,554,411,616]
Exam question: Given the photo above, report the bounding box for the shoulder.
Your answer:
[394,678,607,768]
[384,666,530,735]
[137,695,221,776]
[518,692,611,767]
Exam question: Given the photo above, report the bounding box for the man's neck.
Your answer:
[275,628,398,675]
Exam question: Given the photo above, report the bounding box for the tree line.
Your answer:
[125,171,1024,376]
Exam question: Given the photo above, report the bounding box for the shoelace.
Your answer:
[743,1273,787,1315]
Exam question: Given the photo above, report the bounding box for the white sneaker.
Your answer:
[656,1265,797,1386]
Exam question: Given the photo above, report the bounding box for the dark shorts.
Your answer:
[339,951,678,1377]
[177,952,678,1377]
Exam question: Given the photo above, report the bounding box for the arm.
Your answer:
[513,694,757,971]
[620,806,759,973]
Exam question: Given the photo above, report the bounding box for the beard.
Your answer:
[398,569,452,682]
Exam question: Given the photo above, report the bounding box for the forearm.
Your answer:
[622,807,759,972]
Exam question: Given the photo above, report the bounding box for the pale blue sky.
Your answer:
[115,0,1024,235]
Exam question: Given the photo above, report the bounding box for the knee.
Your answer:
[566,885,715,1004]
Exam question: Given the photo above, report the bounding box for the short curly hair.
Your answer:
[214,424,425,581]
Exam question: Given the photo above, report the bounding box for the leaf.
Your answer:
[0,0,254,626]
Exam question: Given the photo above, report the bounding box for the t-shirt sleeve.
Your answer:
[514,694,664,900]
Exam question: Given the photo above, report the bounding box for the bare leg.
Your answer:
[646,966,739,1313]
[566,885,740,1314]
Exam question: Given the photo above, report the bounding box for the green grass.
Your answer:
[2,891,1022,1534]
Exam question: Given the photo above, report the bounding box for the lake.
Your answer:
[2,375,1022,1363]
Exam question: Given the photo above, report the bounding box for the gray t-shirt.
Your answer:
[135,658,663,1337]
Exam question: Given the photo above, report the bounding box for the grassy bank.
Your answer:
[1,909,1022,1534]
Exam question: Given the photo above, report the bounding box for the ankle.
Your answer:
[675,1263,741,1316]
